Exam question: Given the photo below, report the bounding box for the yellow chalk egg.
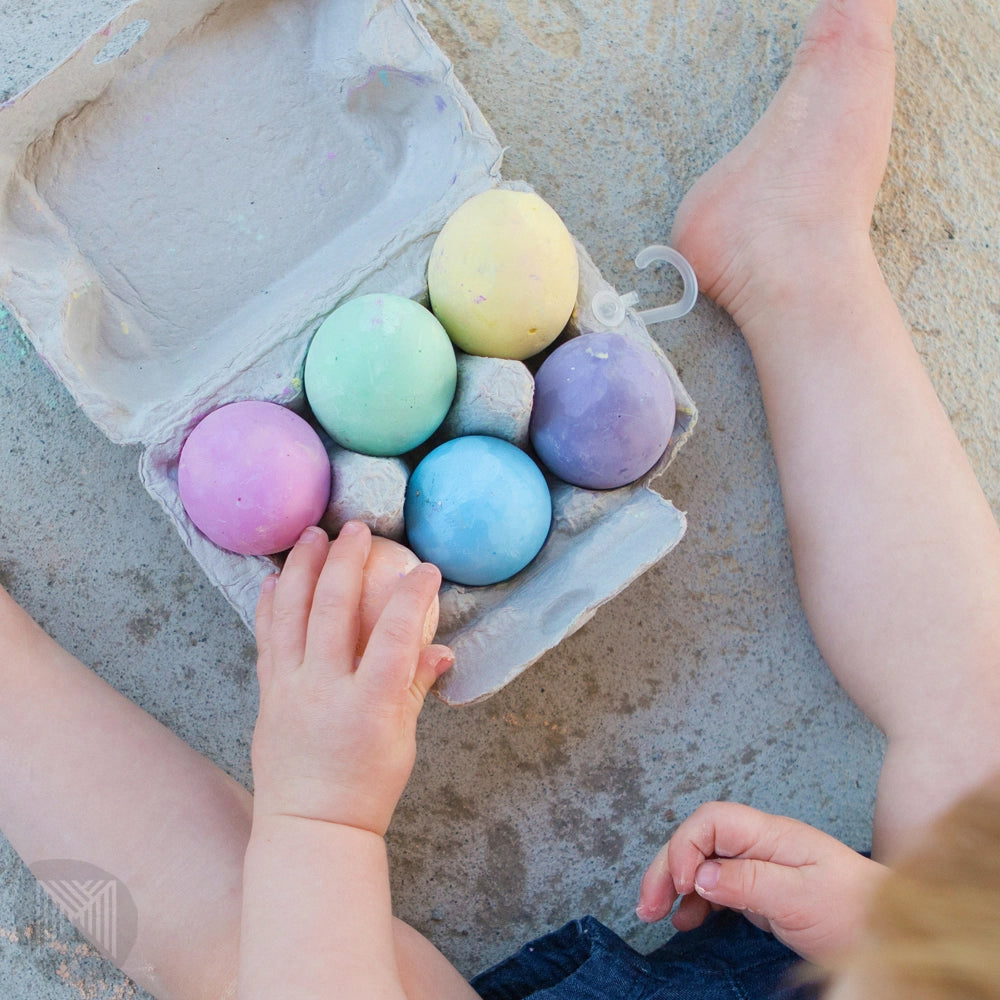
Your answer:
[428,189,579,360]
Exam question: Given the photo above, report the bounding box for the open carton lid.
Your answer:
[0,0,697,704]
[0,0,502,444]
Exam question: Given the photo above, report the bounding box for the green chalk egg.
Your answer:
[304,294,458,456]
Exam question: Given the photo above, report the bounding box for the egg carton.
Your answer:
[0,0,697,704]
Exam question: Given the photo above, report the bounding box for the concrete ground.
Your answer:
[1,1,998,996]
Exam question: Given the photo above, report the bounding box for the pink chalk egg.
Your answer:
[356,535,440,658]
[178,401,331,555]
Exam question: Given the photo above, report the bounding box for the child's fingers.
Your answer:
[689,856,806,922]
[663,802,814,896]
[254,573,278,687]
[412,643,455,702]
[302,521,372,675]
[686,848,888,964]
[268,526,330,669]
[636,841,680,922]
[359,563,442,696]
[670,891,714,933]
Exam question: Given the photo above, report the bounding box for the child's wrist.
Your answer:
[249,807,388,842]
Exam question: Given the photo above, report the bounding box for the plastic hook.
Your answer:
[590,245,698,328]
[633,245,698,324]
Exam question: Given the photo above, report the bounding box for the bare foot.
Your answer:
[671,0,897,330]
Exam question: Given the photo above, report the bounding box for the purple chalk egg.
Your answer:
[178,400,331,555]
[529,332,676,490]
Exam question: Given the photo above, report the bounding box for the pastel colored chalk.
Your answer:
[304,293,457,456]
[405,435,552,586]
[439,353,535,448]
[529,331,676,490]
[427,189,579,360]
[178,400,330,555]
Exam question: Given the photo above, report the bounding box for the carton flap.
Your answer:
[0,0,502,444]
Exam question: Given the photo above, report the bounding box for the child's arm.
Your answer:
[0,569,479,1000]
[239,522,458,1000]
[636,802,888,964]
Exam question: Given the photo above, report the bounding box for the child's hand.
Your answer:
[250,522,454,836]
[636,802,888,963]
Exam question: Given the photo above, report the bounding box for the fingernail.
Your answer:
[260,574,277,593]
[338,520,366,536]
[694,861,720,893]
[297,525,324,544]
[433,650,455,674]
[415,562,442,583]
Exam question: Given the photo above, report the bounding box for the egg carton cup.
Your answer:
[0,0,697,705]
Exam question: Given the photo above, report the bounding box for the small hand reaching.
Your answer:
[636,801,888,964]
[250,521,454,836]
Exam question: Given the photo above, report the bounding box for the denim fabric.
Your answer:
[470,911,820,1000]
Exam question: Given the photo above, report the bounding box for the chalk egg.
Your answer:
[304,294,457,456]
[178,400,331,555]
[405,436,552,586]
[529,332,676,490]
[427,189,579,361]
[356,535,440,658]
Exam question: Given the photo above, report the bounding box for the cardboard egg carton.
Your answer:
[0,0,697,704]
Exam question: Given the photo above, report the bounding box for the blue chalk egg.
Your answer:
[405,436,552,586]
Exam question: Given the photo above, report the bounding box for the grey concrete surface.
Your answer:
[1,1,998,997]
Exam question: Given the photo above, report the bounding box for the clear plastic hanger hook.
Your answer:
[591,245,698,328]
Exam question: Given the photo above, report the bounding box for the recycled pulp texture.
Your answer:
[0,0,696,704]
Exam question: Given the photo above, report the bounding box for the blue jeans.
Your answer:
[471,911,819,1000]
